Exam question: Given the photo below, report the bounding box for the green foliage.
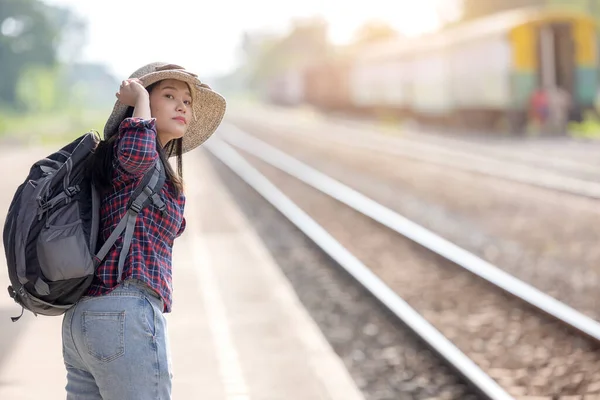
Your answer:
[0,107,109,145]
[568,111,600,139]
[461,0,545,21]
[547,0,600,13]
[238,17,332,92]
[15,65,61,113]
[460,0,600,21]
[352,20,399,47]
[0,0,85,108]
[0,0,119,144]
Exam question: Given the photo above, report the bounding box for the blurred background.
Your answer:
[5,2,600,398]
[2,0,600,142]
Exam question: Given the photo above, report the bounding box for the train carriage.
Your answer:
[308,7,599,133]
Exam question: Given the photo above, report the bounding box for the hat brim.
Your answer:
[104,69,226,156]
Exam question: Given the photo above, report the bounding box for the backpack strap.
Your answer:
[93,160,167,282]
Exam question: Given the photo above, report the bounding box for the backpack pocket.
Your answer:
[37,202,94,281]
[21,289,74,316]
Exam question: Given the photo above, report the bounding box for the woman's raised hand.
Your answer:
[116,78,149,107]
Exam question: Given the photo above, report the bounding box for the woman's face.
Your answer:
[149,79,193,145]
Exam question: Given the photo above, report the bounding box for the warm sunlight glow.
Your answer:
[326,1,445,44]
[42,0,460,77]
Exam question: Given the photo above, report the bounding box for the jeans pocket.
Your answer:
[82,311,125,363]
[143,297,157,338]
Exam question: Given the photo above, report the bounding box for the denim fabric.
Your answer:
[62,279,172,399]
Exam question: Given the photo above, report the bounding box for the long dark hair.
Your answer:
[86,82,184,195]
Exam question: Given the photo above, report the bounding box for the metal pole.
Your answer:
[540,25,556,88]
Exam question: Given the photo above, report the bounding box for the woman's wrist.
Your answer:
[132,94,151,120]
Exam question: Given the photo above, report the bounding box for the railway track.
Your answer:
[228,108,600,199]
[328,114,600,175]
[204,124,600,400]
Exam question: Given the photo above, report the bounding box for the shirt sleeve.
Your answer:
[115,117,159,177]
[175,217,186,238]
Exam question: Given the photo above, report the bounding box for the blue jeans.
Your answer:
[62,279,172,399]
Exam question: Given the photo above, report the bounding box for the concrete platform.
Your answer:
[0,145,365,400]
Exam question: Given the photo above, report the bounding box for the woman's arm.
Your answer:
[114,79,158,176]
[116,118,158,176]
[132,94,151,120]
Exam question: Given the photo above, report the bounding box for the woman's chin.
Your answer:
[171,130,186,140]
[158,129,185,146]
[173,125,187,139]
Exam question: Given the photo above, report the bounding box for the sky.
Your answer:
[42,0,460,80]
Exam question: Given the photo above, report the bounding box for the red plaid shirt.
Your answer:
[85,117,186,312]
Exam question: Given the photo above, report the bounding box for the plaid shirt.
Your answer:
[85,117,186,313]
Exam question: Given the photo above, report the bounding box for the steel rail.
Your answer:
[205,136,515,400]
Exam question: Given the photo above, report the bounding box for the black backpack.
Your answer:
[3,131,166,321]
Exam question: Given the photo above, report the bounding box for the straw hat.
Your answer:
[104,62,226,156]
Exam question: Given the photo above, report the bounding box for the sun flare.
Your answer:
[324,0,449,44]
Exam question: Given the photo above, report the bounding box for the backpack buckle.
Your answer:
[65,185,80,197]
[129,201,142,214]
[37,199,51,219]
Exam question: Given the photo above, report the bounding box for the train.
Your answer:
[267,7,599,133]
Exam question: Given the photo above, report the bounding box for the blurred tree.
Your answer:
[241,17,332,92]
[460,0,545,21]
[351,20,400,47]
[15,65,60,113]
[62,63,119,109]
[460,0,600,21]
[0,0,85,109]
[433,0,464,25]
[547,0,600,17]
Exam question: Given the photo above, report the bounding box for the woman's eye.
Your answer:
[184,100,191,105]
[165,94,174,99]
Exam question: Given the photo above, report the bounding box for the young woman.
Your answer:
[61,62,226,400]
